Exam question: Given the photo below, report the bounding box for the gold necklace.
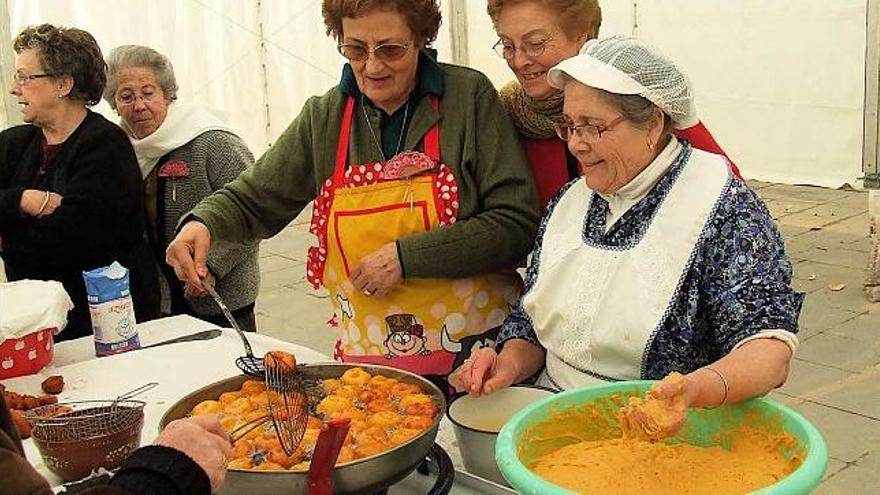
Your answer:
[361,95,410,162]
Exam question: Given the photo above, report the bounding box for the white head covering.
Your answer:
[548,35,699,129]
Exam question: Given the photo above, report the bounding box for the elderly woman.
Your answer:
[104,45,260,332]
[0,24,158,341]
[451,36,803,421]
[167,0,539,389]
[488,0,740,208]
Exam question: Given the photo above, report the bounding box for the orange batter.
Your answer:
[522,379,803,494]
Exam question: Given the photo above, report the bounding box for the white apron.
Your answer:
[525,149,730,391]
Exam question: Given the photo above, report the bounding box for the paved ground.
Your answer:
[2,181,877,491]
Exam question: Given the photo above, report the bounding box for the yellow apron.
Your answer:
[306,96,521,389]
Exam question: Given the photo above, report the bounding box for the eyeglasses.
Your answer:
[554,116,627,143]
[493,37,553,59]
[12,72,53,86]
[338,42,411,62]
[115,90,162,106]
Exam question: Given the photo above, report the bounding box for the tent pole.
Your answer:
[0,1,21,129]
[866,0,880,301]
[447,0,469,66]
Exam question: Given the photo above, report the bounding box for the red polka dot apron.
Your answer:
[306,96,522,387]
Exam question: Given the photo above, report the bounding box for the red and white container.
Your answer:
[0,280,72,379]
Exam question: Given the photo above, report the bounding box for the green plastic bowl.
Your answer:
[496,381,827,494]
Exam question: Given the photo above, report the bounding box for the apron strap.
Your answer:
[424,96,440,162]
[333,96,357,187]
[334,94,442,185]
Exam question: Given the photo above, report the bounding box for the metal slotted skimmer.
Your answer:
[26,383,158,442]
[229,356,319,455]
[202,282,264,378]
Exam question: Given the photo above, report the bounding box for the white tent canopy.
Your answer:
[4,0,871,188]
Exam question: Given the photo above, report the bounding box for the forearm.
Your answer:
[683,338,793,408]
[499,339,546,384]
[398,209,537,278]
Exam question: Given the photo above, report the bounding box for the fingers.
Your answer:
[166,222,210,288]
[192,230,210,281]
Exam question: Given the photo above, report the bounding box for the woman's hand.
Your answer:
[19,190,63,217]
[167,221,212,289]
[449,347,520,397]
[184,270,215,298]
[348,242,403,297]
[620,372,689,440]
[154,415,232,492]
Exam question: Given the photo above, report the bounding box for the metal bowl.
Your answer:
[160,362,446,495]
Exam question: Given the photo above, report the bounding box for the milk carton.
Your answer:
[83,262,140,356]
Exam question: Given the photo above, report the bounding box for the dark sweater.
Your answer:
[0,111,159,341]
[0,392,210,495]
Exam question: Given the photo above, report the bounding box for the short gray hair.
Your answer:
[595,89,674,136]
[103,45,178,110]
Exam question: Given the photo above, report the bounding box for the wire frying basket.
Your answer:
[27,400,145,442]
[25,383,155,442]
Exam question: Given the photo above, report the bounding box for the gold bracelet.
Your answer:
[704,365,730,408]
[37,190,51,217]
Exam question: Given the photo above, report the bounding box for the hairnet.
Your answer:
[548,35,698,129]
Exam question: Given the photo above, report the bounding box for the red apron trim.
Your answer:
[332,201,431,276]
[306,95,458,288]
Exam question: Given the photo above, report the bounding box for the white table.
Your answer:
[1,315,329,487]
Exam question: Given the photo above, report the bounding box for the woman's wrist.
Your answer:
[685,366,729,408]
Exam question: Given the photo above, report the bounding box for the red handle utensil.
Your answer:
[307,417,352,495]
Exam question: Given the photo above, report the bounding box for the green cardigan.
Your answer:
[191,62,539,279]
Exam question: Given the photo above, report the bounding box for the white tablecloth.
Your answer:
[1,315,329,487]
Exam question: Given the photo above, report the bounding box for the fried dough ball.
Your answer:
[41,375,64,394]
[231,439,254,459]
[11,410,31,439]
[389,427,421,445]
[390,382,421,397]
[368,375,398,390]
[322,378,342,395]
[223,397,253,416]
[336,446,356,464]
[220,415,244,432]
[192,400,223,416]
[354,440,391,459]
[341,367,371,387]
[317,395,353,416]
[367,410,402,429]
[218,391,241,404]
[366,398,394,414]
[403,415,434,430]
[241,380,266,395]
[264,350,296,369]
[307,415,324,429]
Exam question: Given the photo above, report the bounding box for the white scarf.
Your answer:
[121,102,233,178]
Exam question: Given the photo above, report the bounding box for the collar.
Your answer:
[597,137,683,207]
[338,48,444,106]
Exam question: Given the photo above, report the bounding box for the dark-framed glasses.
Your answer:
[338,42,411,62]
[493,37,553,59]
[12,72,54,85]
[554,116,627,143]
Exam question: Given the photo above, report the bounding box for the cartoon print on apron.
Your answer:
[306,96,521,389]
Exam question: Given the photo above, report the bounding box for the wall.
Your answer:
[6,0,868,187]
